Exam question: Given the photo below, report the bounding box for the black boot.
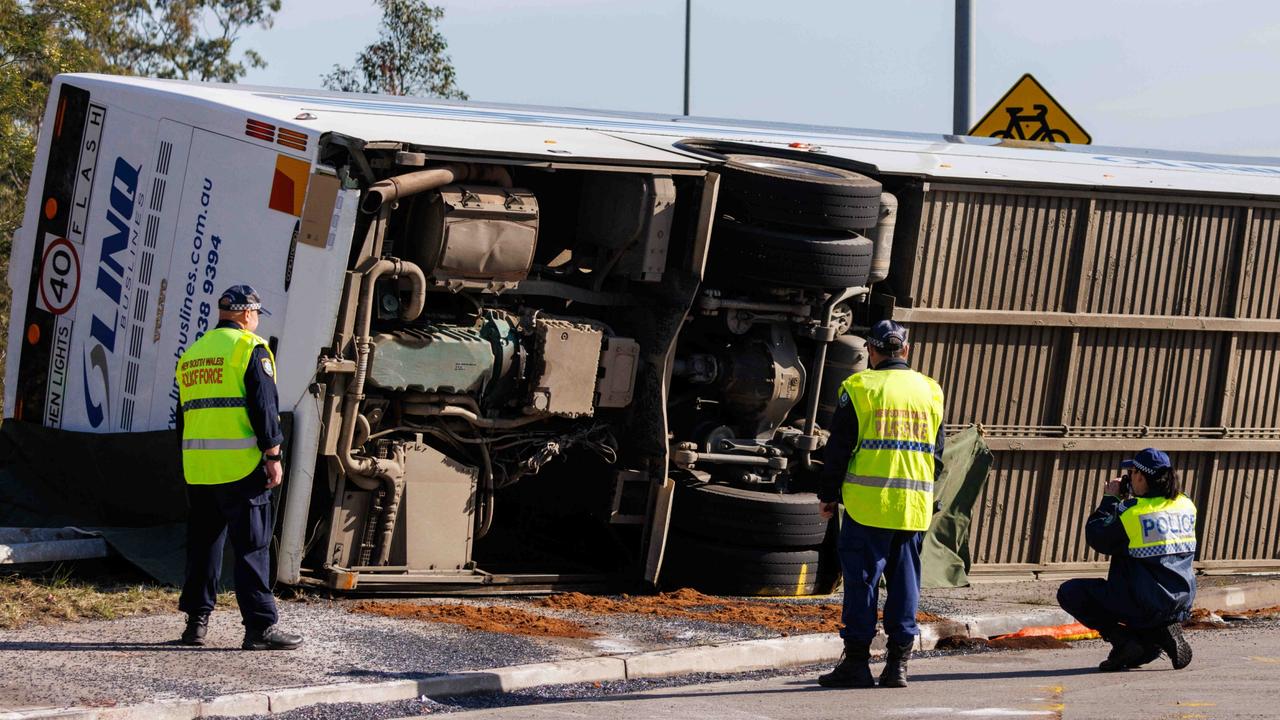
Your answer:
[878,640,914,688]
[242,624,303,651]
[1098,627,1146,672]
[1142,622,1193,670]
[180,612,209,646]
[818,639,875,688]
[1126,642,1162,669]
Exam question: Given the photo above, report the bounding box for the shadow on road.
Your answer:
[905,666,1098,682]
[0,640,237,652]
[513,665,1103,707]
[333,668,440,681]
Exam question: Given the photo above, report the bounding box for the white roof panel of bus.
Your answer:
[64,74,1280,197]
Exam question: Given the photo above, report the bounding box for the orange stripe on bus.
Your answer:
[54,97,66,139]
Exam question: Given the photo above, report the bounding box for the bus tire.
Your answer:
[718,153,882,232]
[663,532,821,596]
[709,220,873,289]
[672,479,829,548]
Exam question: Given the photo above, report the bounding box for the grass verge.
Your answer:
[0,568,235,629]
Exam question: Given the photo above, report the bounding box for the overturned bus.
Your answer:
[8,74,1280,593]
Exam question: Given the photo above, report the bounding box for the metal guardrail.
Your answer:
[0,528,109,564]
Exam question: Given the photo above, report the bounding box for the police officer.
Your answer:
[1057,448,1196,672]
[817,320,944,689]
[176,285,302,651]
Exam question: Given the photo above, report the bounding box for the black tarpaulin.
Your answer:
[0,420,200,585]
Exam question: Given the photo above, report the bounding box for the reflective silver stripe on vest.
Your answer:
[181,437,260,451]
[843,474,934,493]
[181,396,249,413]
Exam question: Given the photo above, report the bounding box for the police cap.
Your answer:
[218,284,271,316]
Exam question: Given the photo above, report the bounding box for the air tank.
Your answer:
[815,334,868,430]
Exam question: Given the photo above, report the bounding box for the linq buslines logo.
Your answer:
[81,156,140,428]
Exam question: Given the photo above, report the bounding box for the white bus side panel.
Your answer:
[10,78,347,434]
[149,128,315,430]
[273,184,359,416]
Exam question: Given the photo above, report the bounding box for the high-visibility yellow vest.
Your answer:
[1119,495,1198,558]
[840,368,945,531]
[176,327,275,485]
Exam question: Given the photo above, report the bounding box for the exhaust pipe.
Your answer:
[336,255,426,565]
[361,163,514,214]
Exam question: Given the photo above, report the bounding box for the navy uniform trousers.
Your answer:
[1057,578,1159,634]
[837,515,922,645]
[177,469,278,631]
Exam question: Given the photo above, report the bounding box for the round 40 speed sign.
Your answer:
[39,237,81,315]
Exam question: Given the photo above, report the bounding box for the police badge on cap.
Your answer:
[218,285,271,316]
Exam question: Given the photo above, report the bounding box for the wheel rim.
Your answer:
[736,158,846,180]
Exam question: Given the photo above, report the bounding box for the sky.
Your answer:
[236,0,1280,157]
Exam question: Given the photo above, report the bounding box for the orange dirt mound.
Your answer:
[540,589,841,633]
[1218,605,1280,619]
[1183,607,1224,630]
[535,589,947,635]
[352,590,952,638]
[989,635,1069,650]
[351,600,597,638]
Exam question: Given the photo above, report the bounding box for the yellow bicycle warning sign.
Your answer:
[969,74,1091,145]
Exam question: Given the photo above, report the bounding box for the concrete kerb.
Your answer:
[622,634,846,680]
[961,606,1076,639]
[957,578,1280,639]
[266,682,414,714]
[7,578,1278,720]
[492,656,627,691]
[195,692,269,718]
[1198,580,1280,612]
[0,698,203,720]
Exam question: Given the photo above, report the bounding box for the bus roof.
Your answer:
[64,73,1280,199]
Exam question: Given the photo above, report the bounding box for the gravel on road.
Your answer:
[3,575,1275,715]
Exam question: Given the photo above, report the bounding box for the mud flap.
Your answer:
[642,475,676,585]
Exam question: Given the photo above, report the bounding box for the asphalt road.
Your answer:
[439,621,1280,720]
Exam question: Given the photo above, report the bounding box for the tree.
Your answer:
[1,0,280,244]
[0,0,278,379]
[118,0,281,83]
[1,0,119,248]
[322,0,466,100]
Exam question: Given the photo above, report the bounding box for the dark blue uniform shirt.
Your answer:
[818,357,945,503]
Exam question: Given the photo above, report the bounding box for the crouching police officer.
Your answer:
[176,285,302,650]
[817,320,945,689]
[1057,448,1196,671]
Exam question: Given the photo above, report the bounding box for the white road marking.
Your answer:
[956,710,1057,717]
[885,709,1057,718]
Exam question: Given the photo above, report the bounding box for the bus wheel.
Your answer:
[663,532,823,596]
[708,219,873,289]
[717,153,882,232]
[671,478,829,547]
